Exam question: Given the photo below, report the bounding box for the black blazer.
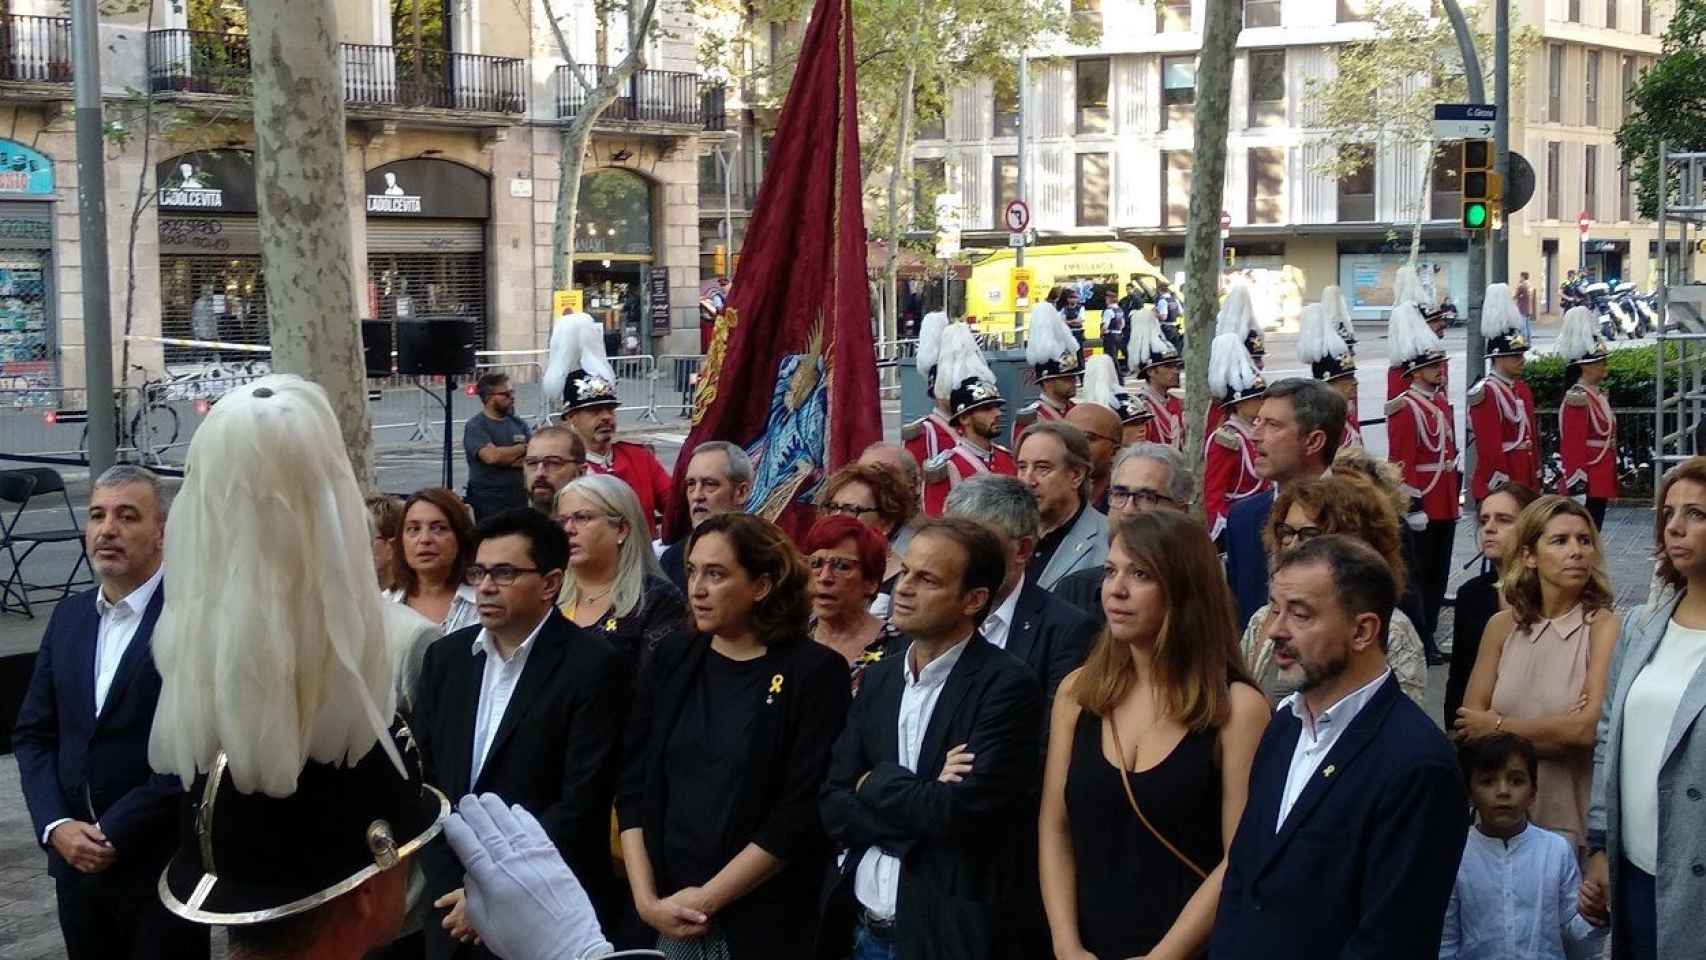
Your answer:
[618,630,850,958]
[1051,565,1103,625]
[412,609,632,960]
[819,635,1044,960]
[12,585,184,881]
[1444,570,1499,727]
[999,577,1095,709]
[659,541,687,593]
[1209,674,1468,959]
[590,574,687,676]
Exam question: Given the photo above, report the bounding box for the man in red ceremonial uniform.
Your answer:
[1386,301,1456,665]
[1011,301,1080,445]
[1203,332,1270,541]
[1128,305,1184,449]
[1467,283,1540,501]
[1556,305,1617,529]
[902,311,956,466]
[921,376,1017,516]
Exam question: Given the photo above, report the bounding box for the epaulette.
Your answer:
[1213,424,1241,450]
[1012,404,1040,430]
[923,451,952,484]
[1564,384,1590,407]
[901,418,925,442]
[1467,380,1487,406]
[1384,396,1407,417]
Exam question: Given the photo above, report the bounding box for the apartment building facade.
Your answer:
[0,0,716,394]
[912,0,1699,320]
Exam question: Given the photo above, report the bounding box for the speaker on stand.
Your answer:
[394,318,480,490]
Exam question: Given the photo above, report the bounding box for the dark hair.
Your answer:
[802,515,889,586]
[908,517,1007,622]
[1263,378,1349,466]
[1656,457,1706,589]
[687,513,810,643]
[475,507,570,573]
[1273,534,1396,652]
[475,371,511,401]
[394,487,476,597]
[1467,732,1539,784]
[1484,481,1541,514]
[818,462,917,536]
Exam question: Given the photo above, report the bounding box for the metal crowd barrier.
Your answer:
[655,354,705,419]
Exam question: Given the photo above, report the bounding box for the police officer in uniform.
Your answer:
[1556,305,1617,529]
[922,323,1016,516]
[1203,332,1270,542]
[1011,300,1081,446]
[902,310,957,466]
[1467,283,1540,501]
[1385,302,1457,665]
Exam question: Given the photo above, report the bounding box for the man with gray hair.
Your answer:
[14,465,209,960]
[1015,421,1108,591]
[660,440,753,590]
[1054,442,1195,621]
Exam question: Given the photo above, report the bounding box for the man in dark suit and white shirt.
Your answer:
[820,517,1043,960]
[412,508,631,959]
[12,466,208,960]
[1210,535,1466,959]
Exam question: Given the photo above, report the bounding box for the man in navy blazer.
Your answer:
[1211,535,1465,959]
[12,466,207,960]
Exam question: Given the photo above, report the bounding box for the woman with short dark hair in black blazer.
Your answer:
[618,512,852,959]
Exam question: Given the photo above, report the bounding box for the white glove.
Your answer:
[1572,493,1588,506]
[444,793,613,960]
[1406,510,1428,532]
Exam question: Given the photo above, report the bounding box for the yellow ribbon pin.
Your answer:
[604,618,617,632]
[1323,764,1337,778]
[767,674,784,705]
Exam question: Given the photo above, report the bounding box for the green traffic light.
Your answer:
[1463,202,1488,229]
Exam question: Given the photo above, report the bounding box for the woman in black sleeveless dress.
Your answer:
[1039,512,1270,960]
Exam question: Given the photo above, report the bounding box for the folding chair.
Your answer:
[0,467,92,617]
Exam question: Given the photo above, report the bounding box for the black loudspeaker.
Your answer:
[396,318,478,376]
[361,320,394,376]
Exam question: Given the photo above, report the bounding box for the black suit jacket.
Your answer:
[659,540,687,594]
[618,631,851,958]
[1209,674,1468,959]
[12,584,184,881]
[819,635,1044,960]
[413,609,632,960]
[999,577,1095,707]
[1224,489,1276,626]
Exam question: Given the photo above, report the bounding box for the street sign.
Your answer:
[1433,103,1497,140]
[1003,199,1031,234]
[1579,211,1592,236]
[1010,267,1034,307]
[1007,233,1025,247]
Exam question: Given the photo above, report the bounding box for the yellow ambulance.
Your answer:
[962,241,1167,346]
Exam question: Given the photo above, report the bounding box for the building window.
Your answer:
[1337,0,1370,22]
[1244,0,1280,28]
[1643,0,1653,34]
[1568,0,1580,21]
[916,80,946,140]
[1605,0,1617,29]
[913,159,946,225]
[1621,56,1636,125]
[1247,147,1284,224]
[1618,153,1632,221]
[1584,145,1598,220]
[993,69,1019,137]
[1072,0,1103,32]
[1337,144,1374,222]
[1248,50,1285,127]
[993,155,1019,222]
[1076,58,1111,134]
[1163,151,1193,227]
[1157,0,1191,32]
[1076,153,1110,227]
[1430,143,1462,220]
[1546,141,1561,220]
[1585,50,1600,127]
[1161,55,1196,131]
[1547,44,1563,123]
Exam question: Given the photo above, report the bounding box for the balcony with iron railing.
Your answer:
[1,15,72,85]
[147,29,250,95]
[555,64,723,131]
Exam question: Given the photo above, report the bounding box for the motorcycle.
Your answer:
[1560,276,1590,311]
[1581,281,1618,340]
[1635,288,1660,331]
[1610,280,1647,339]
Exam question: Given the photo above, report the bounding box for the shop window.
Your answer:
[576,169,654,256]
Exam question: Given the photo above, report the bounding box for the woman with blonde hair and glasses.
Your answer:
[555,474,685,674]
[1240,473,1429,704]
[1040,511,1268,960]
[1456,495,1618,856]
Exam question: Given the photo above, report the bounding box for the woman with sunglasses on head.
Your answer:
[555,474,685,675]
[1039,511,1269,960]
[1241,474,1429,705]
[816,463,915,616]
[803,515,901,696]
[385,486,481,634]
[1456,495,1618,858]
[618,513,850,959]
[1443,482,1541,728]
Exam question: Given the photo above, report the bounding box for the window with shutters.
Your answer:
[1248,50,1284,127]
[1161,56,1195,132]
[1247,147,1284,224]
[1076,153,1110,227]
[1163,151,1192,227]
[1076,58,1110,134]
[1337,145,1374,222]
[1585,50,1600,127]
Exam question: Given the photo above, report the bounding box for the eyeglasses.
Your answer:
[1273,524,1324,547]
[1108,486,1176,509]
[525,456,583,470]
[808,555,861,576]
[464,564,542,586]
[823,502,879,518]
[559,511,614,530]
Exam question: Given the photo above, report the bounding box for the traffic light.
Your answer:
[1461,139,1494,230]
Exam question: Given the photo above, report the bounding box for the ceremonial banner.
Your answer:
[664,0,879,542]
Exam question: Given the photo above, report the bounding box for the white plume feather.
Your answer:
[933,322,995,402]
[148,375,402,798]
[1322,284,1355,340]
[1392,265,1425,307]
[1209,332,1260,397]
[1481,283,1524,337]
[1129,305,1175,367]
[1297,303,1350,365]
[543,312,614,404]
[1216,282,1259,339]
[1555,306,1603,362]
[1080,354,1121,409]
[915,310,950,374]
[1026,302,1076,366]
[1388,301,1443,365]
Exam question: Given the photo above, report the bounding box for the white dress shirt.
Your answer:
[1439,822,1606,960]
[1275,669,1389,831]
[42,567,166,845]
[468,613,550,785]
[980,578,1024,651]
[854,635,972,920]
[1620,618,1706,873]
[385,583,481,635]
